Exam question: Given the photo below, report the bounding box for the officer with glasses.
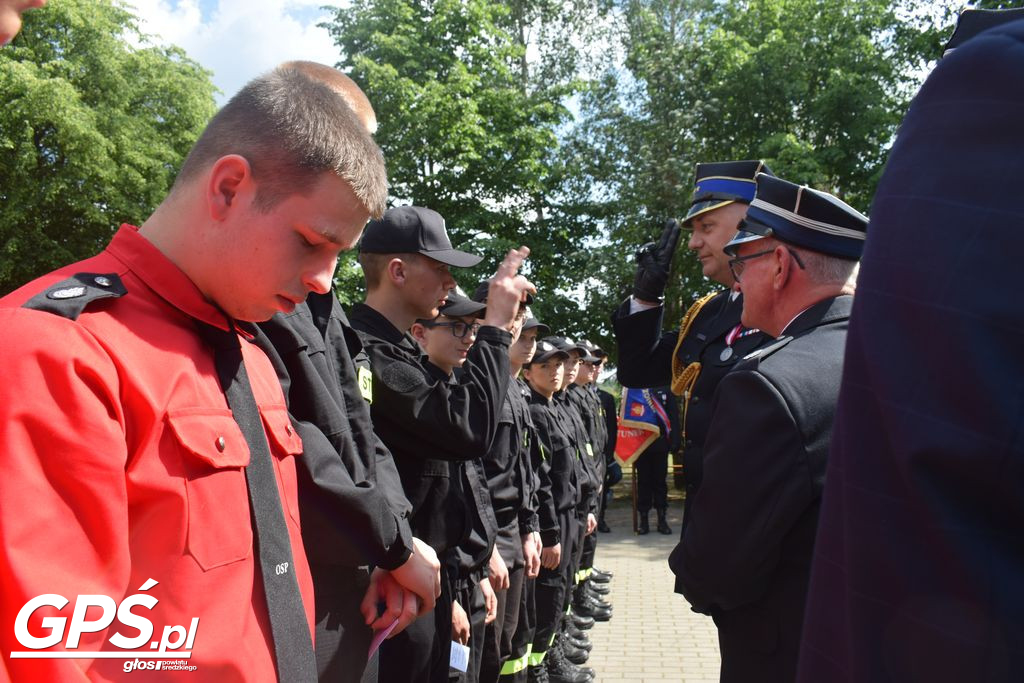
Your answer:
[669,173,866,683]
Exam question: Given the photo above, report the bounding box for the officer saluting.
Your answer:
[612,161,773,526]
[670,173,866,683]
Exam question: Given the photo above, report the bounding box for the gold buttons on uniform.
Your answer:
[216,436,226,452]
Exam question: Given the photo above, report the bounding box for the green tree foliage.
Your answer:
[322,0,610,338]
[564,0,933,356]
[0,0,216,294]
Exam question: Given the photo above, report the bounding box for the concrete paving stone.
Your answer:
[578,491,720,682]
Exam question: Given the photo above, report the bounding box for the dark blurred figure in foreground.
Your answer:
[798,9,1024,683]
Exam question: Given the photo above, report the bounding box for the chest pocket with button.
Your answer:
[168,404,304,571]
[169,408,252,571]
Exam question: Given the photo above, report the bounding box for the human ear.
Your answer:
[207,155,253,221]
[410,322,428,346]
[386,257,406,286]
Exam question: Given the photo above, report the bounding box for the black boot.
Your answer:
[560,636,589,665]
[566,621,590,642]
[590,567,613,582]
[528,662,550,683]
[566,631,592,652]
[545,638,593,683]
[657,508,672,535]
[637,511,649,535]
[571,613,595,630]
[597,517,611,533]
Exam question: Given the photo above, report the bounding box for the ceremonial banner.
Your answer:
[615,387,664,466]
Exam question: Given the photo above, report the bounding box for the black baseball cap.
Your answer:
[360,206,483,267]
[576,339,603,363]
[438,289,486,318]
[522,317,550,336]
[543,336,588,357]
[528,339,570,365]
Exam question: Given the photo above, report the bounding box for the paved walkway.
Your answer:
[583,486,720,682]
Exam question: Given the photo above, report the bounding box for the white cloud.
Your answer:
[127,0,344,102]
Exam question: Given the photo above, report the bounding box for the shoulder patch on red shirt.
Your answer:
[22,272,127,320]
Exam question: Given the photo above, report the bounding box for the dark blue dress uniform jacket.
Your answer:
[799,19,1024,683]
[671,295,851,683]
[612,293,770,523]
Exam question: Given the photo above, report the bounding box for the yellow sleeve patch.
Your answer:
[358,366,373,404]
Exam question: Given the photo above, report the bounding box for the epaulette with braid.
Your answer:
[670,290,720,397]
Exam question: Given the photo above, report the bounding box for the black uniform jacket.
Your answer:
[565,385,605,514]
[517,379,547,538]
[431,363,499,581]
[348,302,510,556]
[669,295,851,683]
[254,292,413,570]
[554,390,599,517]
[801,21,1024,682]
[526,387,576,546]
[613,292,770,512]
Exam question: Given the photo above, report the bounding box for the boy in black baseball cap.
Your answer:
[350,206,534,683]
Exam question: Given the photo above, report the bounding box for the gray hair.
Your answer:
[792,246,859,287]
[173,66,387,217]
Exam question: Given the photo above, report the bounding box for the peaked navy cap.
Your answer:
[724,173,868,260]
[684,160,774,226]
[944,8,1024,56]
[359,206,483,267]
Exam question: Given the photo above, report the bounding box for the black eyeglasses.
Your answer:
[728,247,805,282]
[422,320,481,339]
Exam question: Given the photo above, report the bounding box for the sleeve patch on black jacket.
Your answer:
[379,358,427,394]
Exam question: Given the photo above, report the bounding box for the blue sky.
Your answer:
[127,0,346,103]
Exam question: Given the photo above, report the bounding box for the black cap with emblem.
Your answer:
[359,206,482,267]
[724,174,868,260]
[684,160,774,226]
[526,339,570,366]
[542,335,588,358]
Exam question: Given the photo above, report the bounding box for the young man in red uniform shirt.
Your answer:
[0,64,387,681]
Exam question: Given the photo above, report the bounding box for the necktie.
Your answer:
[196,320,317,682]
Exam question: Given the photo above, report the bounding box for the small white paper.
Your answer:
[449,641,470,672]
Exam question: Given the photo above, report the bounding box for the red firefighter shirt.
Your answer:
[0,225,315,681]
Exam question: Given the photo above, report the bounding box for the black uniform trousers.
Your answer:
[635,441,670,514]
[533,511,577,660]
[449,569,488,683]
[379,564,455,683]
[480,520,526,683]
[499,575,536,682]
